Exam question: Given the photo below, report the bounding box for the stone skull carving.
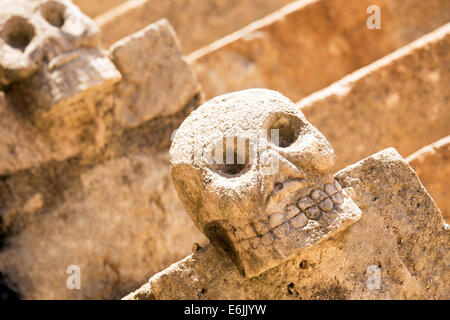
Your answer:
[0,0,99,85]
[170,89,361,277]
[0,0,120,120]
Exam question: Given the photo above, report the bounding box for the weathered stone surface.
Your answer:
[73,0,127,18]
[0,15,205,299]
[190,0,450,101]
[170,89,361,277]
[125,148,449,299]
[0,93,204,299]
[408,136,450,223]
[110,19,201,128]
[0,91,53,175]
[0,152,207,299]
[299,23,450,172]
[96,0,295,53]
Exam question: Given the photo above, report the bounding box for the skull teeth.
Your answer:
[285,204,300,220]
[305,205,321,220]
[324,183,337,196]
[331,192,343,205]
[334,180,343,192]
[297,196,314,211]
[311,189,327,202]
[238,179,345,248]
[269,213,286,229]
[318,198,334,212]
[289,213,308,229]
[272,222,290,239]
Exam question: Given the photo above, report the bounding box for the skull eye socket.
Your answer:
[41,1,66,28]
[268,114,304,148]
[1,16,35,51]
[209,137,252,176]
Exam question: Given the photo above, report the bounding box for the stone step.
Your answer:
[407,136,450,223]
[73,0,128,18]
[298,23,450,172]
[95,0,295,53]
[189,0,450,101]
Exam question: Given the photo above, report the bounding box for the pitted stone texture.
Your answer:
[170,88,361,277]
[408,136,450,223]
[124,148,449,300]
[110,19,201,128]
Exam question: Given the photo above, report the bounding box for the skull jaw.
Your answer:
[224,192,362,278]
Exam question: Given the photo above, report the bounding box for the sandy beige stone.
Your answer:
[125,148,449,300]
[299,23,450,172]
[110,19,201,128]
[407,136,450,224]
[190,0,450,101]
[96,0,295,53]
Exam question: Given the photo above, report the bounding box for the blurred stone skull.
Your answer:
[170,89,361,277]
[0,0,101,86]
[0,0,120,122]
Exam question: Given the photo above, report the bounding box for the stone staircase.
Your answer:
[0,0,448,299]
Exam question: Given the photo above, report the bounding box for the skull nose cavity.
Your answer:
[41,1,66,28]
[311,189,327,202]
[2,16,35,51]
